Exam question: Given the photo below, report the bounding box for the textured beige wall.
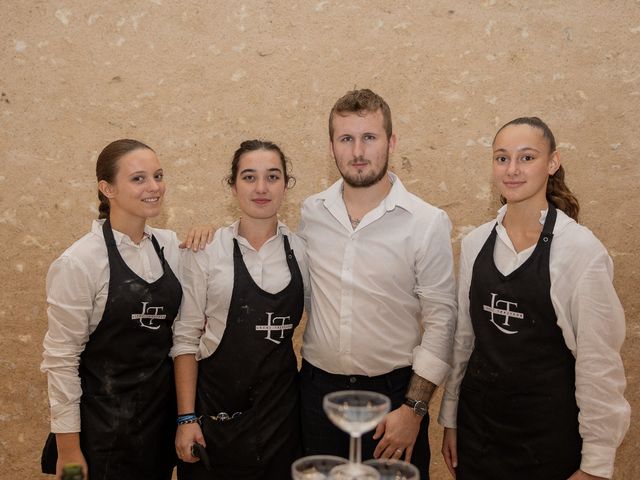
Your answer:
[1,1,638,478]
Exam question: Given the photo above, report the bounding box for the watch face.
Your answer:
[405,398,428,417]
[414,401,428,417]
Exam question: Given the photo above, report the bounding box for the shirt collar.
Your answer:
[496,204,547,227]
[382,172,415,213]
[494,205,549,255]
[92,219,152,246]
[320,172,416,215]
[231,219,289,250]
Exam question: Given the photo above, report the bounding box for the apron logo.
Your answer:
[483,293,524,335]
[255,312,292,344]
[131,301,167,330]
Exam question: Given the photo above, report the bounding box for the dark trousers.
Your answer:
[300,359,430,479]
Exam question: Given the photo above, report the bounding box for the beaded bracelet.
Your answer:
[177,413,199,425]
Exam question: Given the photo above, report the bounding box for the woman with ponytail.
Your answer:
[439,118,629,480]
[41,140,211,480]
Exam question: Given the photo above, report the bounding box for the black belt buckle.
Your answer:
[191,442,211,471]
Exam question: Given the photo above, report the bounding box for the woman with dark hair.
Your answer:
[439,118,630,480]
[41,140,211,480]
[173,140,308,480]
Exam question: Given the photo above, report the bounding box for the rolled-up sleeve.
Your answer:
[412,210,457,386]
[41,256,93,433]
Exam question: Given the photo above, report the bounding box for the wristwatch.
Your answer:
[404,397,428,417]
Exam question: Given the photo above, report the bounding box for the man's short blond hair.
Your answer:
[329,89,393,140]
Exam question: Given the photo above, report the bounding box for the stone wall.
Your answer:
[1,1,638,477]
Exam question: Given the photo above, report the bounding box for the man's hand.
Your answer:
[372,404,422,462]
[567,470,608,480]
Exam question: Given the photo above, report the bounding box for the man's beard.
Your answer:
[338,155,389,188]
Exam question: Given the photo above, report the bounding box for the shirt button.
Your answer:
[349,376,357,384]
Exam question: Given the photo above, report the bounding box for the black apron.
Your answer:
[457,205,582,480]
[179,235,304,480]
[42,219,183,479]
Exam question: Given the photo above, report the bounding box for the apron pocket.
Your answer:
[199,409,259,467]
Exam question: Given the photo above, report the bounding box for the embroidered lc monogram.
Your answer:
[131,301,167,330]
[255,312,293,344]
[483,293,524,334]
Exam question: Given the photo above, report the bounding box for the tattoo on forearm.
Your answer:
[406,374,437,403]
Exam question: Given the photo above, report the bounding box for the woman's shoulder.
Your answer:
[59,221,107,259]
[461,219,497,248]
[182,224,235,264]
[277,222,305,247]
[553,210,608,257]
[454,220,496,267]
[146,225,180,251]
[550,212,614,285]
[49,222,108,277]
[287,232,307,256]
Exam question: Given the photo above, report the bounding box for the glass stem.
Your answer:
[350,434,362,464]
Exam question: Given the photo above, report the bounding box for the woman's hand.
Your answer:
[441,427,458,478]
[175,422,206,463]
[180,226,214,251]
[567,470,607,480]
[55,432,88,480]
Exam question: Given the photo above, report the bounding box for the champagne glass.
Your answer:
[364,459,420,480]
[323,390,391,479]
[292,455,349,479]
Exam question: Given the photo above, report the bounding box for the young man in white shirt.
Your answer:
[299,89,457,479]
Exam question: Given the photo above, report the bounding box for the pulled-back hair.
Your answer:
[96,139,154,219]
[225,139,295,188]
[494,117,580,221]
[329,89,393,140]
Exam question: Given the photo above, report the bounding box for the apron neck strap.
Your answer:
[542,203,557,236]
[102,218,117,248]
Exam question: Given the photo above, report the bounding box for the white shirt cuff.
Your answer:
[50,403,80,433]
[411,345,451,386]
[580,442,617,479]
[170,343,199,359]
[437,393,458,428]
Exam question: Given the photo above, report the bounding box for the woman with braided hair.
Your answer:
[41,139,211,480]
[439,118,630,480]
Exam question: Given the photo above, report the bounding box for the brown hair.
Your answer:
[329,89,393,140]
[225,139,295,188]
[96,139,154,219]
[494,117,580,221]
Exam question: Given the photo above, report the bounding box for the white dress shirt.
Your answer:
[438,206,630,479]
[171,221,309,360]
[299,173,457,384]
[41,220,182,433]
